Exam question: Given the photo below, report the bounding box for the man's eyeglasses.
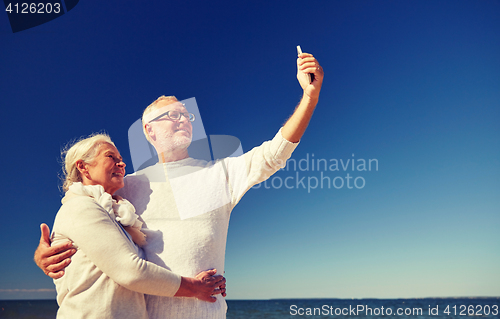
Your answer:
[148,110,195,123]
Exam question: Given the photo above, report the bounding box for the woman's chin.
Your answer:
[106,180,125,194]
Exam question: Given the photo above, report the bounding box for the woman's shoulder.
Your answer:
[62,194,99,207]
[55,195,107,223]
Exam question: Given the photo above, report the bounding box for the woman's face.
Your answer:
[83,143,126,194]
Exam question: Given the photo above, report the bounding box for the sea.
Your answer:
[0,298,498,318]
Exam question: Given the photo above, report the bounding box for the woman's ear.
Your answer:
[76,160,89,180]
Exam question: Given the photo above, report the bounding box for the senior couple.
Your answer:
[35,52,324,318]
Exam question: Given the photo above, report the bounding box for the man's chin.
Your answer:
[156,138,192,153]
[177,136,192,148]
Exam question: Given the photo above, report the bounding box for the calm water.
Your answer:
[1,298,498,318]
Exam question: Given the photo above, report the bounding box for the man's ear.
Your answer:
[145,123,155,142]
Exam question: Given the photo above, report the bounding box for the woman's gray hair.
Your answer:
[61,133,116,192]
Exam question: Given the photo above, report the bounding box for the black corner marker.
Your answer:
[4,0,79,33]
[63,0,78,12]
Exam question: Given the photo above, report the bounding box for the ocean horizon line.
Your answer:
[268,296,500,300]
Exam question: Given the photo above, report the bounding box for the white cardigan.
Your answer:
[51,193,181,319]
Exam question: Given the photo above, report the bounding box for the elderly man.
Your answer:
[35,51,324,318]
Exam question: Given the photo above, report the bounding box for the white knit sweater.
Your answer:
[51,189,182,318]
[117,129,298,319]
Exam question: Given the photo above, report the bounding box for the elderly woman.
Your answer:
[51,133,225,318]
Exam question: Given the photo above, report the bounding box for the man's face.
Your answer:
[146,101,193,153]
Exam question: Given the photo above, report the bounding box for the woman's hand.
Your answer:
[174,269,227,302]
[33,223,76,279]
[195,269,227,298]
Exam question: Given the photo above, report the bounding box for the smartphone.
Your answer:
[296,45,314,83]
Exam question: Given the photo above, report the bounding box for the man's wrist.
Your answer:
[302,93,319,105]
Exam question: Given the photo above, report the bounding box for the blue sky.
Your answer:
[0,0,499,300]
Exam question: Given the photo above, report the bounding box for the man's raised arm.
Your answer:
[281,52,324,143]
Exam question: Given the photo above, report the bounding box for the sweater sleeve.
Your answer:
[225,128,298,206]
[53,196,181,296]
